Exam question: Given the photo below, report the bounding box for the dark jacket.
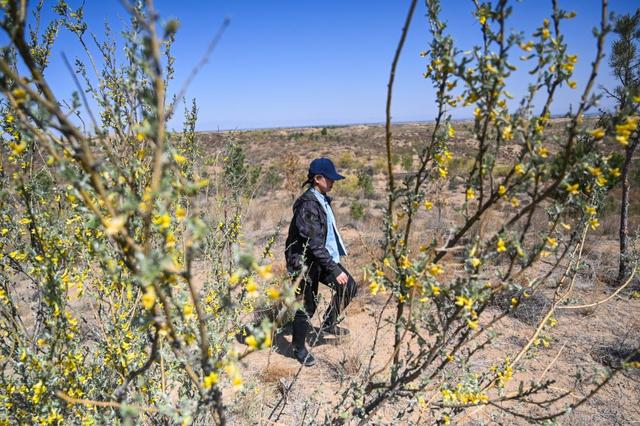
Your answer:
[285,189,342,280]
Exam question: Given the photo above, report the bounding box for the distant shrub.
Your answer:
[350,200,365,220]
[252,166,284,197]
[448,156,475,175]
[334,175,359,197]
[401,154,413,172]
[338,151,357,169]
[373,157,387,173]
[263,166,284,189]
[493,163,512,177]
[357,167,375,198]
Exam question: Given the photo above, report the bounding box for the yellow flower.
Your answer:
[266,287,281,300]
[615,116,639,146]
[588,218,599,230]
[514,163,524,175]
[257,264,273,280]
[142,286,156,310]
[611,168,621,177]
[369,281,380,296]
[245,278,258,295]
[232,374,243,389]
[173,153,187,165]
[467,319,479,330]
[498,185,507,196]
[587,166,601,177]
[501,125,513,141]
[455,295,473,310]
[423,200,433,210]
[430,284,441,296]
[165,231,176,248]
[568,80,577,89]
[402,275,414,288]
[183,303,194,320]
[466,187,475,200]
[263,334,272,348]
[152,213,171,230]
[585,205,597,215]
[32,380,46,403]
[245,335,258,349]
[561,222,571,231]
[8,250,26,261]
[438,167,448,178]
[496,238,506,253]
[9,141,27,155]
[11,87,27,102]
[104,215,127,236]
[469,257,481,268]
[590,127,605,139]
[520,41,534,51]
[537,146,549,158]
[203,371,219,389]
[428,263,444,276]
[510,197,520,207]
[616,134,629,146]
[400,255,412,269]
[176,206,187,221]
[229,271,241,285]
[541,28,550,39]
[546,237,558,249]
[447,125,455,138]
[565,182,579,195]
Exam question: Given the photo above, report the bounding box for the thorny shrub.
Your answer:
[0,1,297,424]
[322,0,640,423]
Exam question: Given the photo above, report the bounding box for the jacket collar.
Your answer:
[309,187,332,206]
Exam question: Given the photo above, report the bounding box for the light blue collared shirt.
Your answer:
[310,188,347,264]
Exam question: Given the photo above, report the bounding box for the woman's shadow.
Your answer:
[237,322,337,361]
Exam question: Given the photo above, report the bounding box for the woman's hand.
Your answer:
[336,272,348,285]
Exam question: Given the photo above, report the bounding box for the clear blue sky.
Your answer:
[33,1,638,130]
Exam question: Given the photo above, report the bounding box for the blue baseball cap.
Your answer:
[308,157,345,181]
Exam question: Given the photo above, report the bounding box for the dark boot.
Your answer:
[321,320,350,337]
[292,312,316,366]
[321,307,350,337]
[292,346,316,367]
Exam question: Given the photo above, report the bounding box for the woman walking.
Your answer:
[284,158,358,366]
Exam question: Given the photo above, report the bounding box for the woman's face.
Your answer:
[314,175,334,194]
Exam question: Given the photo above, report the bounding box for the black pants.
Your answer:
[292,263,358,349]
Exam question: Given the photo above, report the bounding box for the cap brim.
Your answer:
[328,172,345,181]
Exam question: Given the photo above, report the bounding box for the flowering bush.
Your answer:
[327,0,639,423]
[0,2,297,424]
